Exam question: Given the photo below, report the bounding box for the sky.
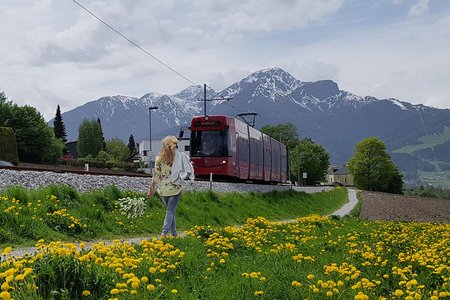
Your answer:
[1,0,450,121]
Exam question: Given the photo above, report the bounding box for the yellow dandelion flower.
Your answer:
[171,289,178,294]
[0,291,11,300]
[110,288,120,295]
[307,274,315,280]
[14,274,25,281]
[82,290,91,296]
[147,284,155,291]
[291,281,301,287]
[254,290,264,296]
[1,247,12,256]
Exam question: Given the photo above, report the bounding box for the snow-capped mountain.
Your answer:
[52,67,450,182]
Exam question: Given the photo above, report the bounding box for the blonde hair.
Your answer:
[156,135,178,166]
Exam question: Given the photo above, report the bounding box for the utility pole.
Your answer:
[297,139,301,186]
[199,84,233,116]
[148,106,159,172]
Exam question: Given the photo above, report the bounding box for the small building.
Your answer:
[139,138,190,165]
[325,164,354,186]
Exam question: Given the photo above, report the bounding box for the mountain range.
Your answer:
[51,67,450,184]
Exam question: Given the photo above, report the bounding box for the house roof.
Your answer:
[334,165,350,175]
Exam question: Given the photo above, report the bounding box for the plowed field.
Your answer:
[359,191,450,223]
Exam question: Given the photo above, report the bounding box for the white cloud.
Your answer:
[409,0,430,17]
[188,0,344,34]
[1,0,450,121]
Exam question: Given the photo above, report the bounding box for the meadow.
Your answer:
[0,186,449,299]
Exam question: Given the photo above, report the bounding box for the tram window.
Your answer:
[190,130,231,157]
[238,137,249,162]
[272,150,280,172]
[264,149,269,166]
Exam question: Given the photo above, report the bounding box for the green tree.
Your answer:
[53,105,67,154]
[0,93,64,163]
[106,137,129,162]
[0,127,19,164]
[53,105,67,143]
[261,123,298,150]
[290,139,330,185]
[97,118,106,150]
[0,92,12,121]
[77,119,104,158]
[128,134,136,155]
[348,137,403,194]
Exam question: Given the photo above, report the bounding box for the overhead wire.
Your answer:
[71,0,198,87]
[71,1,261,120]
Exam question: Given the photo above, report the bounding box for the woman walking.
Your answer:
[147,135,194,237]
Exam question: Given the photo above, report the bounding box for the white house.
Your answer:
[139,138,190,164]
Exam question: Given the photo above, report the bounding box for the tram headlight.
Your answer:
[222,160,227,164]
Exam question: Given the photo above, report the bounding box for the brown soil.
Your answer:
[359,191,450,223]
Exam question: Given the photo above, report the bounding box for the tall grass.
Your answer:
[1,215,448,299]
[0,185,347,247]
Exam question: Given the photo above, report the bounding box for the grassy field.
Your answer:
[0,185,347,247]
[1,186,449,299]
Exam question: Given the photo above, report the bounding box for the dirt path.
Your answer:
[359,191,450,223]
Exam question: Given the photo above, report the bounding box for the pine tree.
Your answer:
[53,105,67,143]
[128,134,136,154]
[97,118,106,150]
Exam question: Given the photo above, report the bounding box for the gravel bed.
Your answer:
[0,169,331,194]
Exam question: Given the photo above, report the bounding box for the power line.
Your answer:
[71,0,198,86]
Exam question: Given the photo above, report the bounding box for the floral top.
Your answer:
[152,158,182,196]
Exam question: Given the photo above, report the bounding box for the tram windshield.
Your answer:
[190,130,231,157]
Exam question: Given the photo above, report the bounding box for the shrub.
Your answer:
[116,197,147,218]
[0,127,19,165]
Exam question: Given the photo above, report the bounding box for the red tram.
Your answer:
[189,115,287,183]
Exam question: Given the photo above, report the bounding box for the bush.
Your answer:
[0,127,19,165]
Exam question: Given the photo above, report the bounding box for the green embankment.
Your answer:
[0,185,347,247]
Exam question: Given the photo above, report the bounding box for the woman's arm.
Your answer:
[147,159,162,197]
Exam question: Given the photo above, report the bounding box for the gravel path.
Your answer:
[359,191,450,223]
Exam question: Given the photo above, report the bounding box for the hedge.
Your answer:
[0,127,19,165]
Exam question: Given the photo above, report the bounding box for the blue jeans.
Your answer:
[161,192,181,236]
